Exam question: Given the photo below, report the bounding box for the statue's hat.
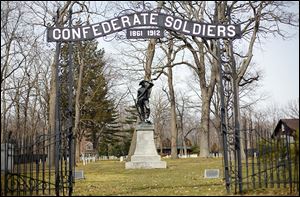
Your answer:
[139,80,148,85]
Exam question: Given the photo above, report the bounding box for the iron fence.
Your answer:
[1,130,74,196]
[222,120,299,195]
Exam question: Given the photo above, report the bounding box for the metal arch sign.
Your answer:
[47,12,241,42]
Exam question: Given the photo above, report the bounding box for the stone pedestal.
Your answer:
[125,124,167,169]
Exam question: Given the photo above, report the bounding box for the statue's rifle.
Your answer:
[127,87,142,121]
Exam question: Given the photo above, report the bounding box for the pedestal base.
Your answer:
[125,124,166,169]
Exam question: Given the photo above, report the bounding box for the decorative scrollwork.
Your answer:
[114,9,136,18]
[6,173,58,195]
[134,1,153,12]
[114,2,155,18]
[102,30,127,42]
[115,33,127,40]
[102,34,117,42]
[70,17,83,27]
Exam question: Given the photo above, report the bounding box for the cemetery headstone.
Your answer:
[74,170,85,179]
[204,169,220,178]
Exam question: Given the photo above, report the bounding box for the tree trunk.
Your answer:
[183,139,187,156]
[180,129,184,156]
[145,39,156,80]
[155,121,163,156]
[168,65,178,159]
[1,79,7,142]
[199,98,210,157]
[49,61,57,165]
[232,77,245,160]
[78,137,82,158]
[16,92,21,141]
[215,116,222,152]
[159,137,163,156]
[74,49,85,163]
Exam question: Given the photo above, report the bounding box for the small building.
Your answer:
[80,137,97,157]
[156,137,193,156]
[271,119,299,142]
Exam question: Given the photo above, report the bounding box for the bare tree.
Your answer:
[161,1,299,158]
[175,91,198,157]
[1,1,53,145]
[162,1,219,157]
[1,1,29,141]
[159,37,185,159]
[283,98,299,119]
[151,91,169,155]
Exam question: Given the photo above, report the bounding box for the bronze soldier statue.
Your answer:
[136,80,154,124]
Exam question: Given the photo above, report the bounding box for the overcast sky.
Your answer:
[253,28,299,108]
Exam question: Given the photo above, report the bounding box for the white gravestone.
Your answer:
[74,170,85,179]
[125,124,167,169]
[204,169,220,178]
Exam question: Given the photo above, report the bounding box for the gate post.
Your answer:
[67,7,75,196]
[217,39,230,193]
[54,8,62,196]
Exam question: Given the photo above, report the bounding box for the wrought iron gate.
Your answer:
[1,132,74,196]
[218,39,299,195]
[1,8,75,197]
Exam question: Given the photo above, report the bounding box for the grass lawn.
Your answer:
[73,157,298,196]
